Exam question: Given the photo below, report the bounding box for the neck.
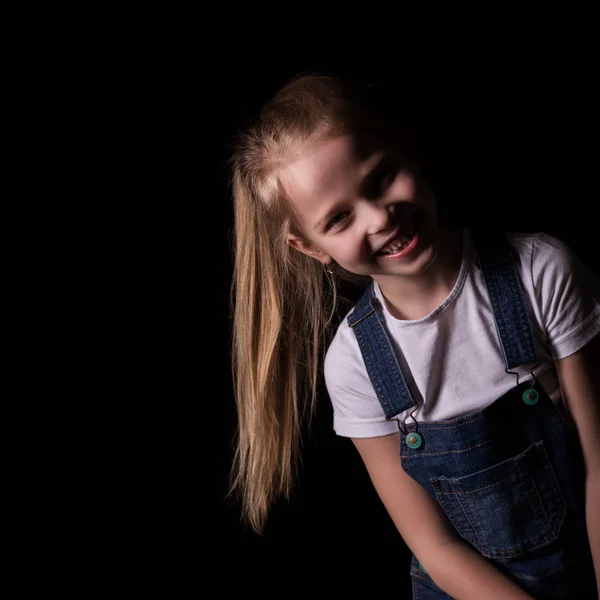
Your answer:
[374,226,464,320]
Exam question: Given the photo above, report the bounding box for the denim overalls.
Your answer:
[347,232,597,599]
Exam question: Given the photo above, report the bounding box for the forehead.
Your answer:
[280,134,378,219]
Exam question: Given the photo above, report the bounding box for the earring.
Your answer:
[324,262,334,275]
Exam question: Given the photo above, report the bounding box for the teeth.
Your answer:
[379,228,414,255]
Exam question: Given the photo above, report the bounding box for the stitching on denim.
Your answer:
[436,470,560,559]
[410,570,429,583]
[411,574,419,600]
[480,532,557,559]
[510,561,570,583]
[353,299,417,419]
[411,567,452,597]
[528,456,554,538]
[484,269,510,368]
[511,572,539,581]
[374,308,415,412]
[354,323,395,418]
[477,239,539,370]
[412,413,486,429]
[401,440,490,458]
[435,472,514,495]
[450,482,486,553]
[533,442,567,534]
[508,260,538,363]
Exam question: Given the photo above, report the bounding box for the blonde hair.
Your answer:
[228,73,386,532]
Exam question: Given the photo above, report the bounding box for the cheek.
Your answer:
[330,234,372,264]
[392,172,417,198]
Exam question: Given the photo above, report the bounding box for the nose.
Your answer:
[364,200,392,236]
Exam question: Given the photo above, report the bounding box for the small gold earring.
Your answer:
[324,262,333,275]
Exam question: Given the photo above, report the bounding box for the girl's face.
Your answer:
[283,133,440,282]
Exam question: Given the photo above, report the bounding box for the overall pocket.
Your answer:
[431,440,566,559]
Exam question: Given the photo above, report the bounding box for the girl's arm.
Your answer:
[554,331,600,595]
[352,433,535,600]
[431,538,535,600]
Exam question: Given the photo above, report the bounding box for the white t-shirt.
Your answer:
[324,230,600,438]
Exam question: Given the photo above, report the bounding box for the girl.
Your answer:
[227,72,600,599]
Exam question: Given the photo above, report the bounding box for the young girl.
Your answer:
[227,72,600,599]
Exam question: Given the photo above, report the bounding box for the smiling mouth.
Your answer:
[375,211,423,257]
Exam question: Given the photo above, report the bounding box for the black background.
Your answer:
[24,18,599,599]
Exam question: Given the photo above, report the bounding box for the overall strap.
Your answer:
[471,230,539,369]
[347,282,415,420]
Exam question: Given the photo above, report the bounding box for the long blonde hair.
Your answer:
[228,73,387,532]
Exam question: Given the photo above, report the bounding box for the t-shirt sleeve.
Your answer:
[531,234,600,360]
[324,318,398,438]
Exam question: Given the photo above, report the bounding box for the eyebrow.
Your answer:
[313,153,387,231]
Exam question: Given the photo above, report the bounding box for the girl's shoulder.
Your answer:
[505,231,598,286]
[504,230,562,256]
[506,230,570,255]
[324,303,362,368]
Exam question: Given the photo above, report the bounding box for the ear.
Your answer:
[288,233,331,264]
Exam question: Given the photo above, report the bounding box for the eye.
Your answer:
[379,168,396,191]
[374,165,400,195]
[326,211,350,231]
[364,162,399,198]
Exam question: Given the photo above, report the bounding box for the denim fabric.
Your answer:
[472,229,539,370]
[348,291,415,419]
[348,233,597,599]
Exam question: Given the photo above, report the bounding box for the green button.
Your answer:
[523,389,539,405]
[407,432,422,449]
